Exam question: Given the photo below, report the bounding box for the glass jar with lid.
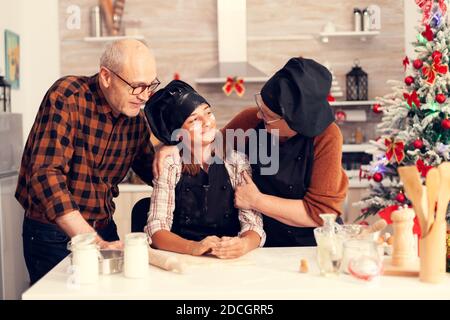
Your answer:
[67,232,100,284]
[124,232,149,278]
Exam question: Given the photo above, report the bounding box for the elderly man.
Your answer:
[16,39,159,284]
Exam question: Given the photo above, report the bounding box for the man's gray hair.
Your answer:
[100,40,149,73]
[100,41,124,73]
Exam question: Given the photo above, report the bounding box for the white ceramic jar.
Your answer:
[124,233,149,278]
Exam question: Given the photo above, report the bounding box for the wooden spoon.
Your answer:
[398,166,428,237]
[425,168,440,235]
[436,163,450,223]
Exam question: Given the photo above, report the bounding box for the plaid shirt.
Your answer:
[145,150,266,246]
[15,74,154,224]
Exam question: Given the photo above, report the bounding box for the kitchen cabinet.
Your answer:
[0,174,29,300]
[113,184,152,240]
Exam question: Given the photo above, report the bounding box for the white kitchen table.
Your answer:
[22,247,450,300]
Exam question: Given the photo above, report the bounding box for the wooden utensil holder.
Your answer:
[419,219,447,283]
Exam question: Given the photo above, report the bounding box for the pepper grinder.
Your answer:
[391,207,416,267]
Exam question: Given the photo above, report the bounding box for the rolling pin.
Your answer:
[148,249,186,273]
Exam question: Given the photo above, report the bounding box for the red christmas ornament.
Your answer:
[335,110,346,123]
[436,93,447,104]
[413,59,423,69]
[396,193,406,203]
[422,55,449,85]
[432,51,442,60]
[413,139,424,149]
[359,221,369,226]
[442,119,450,130]
[372,103,383,114]
[422,24,434,41]
[403,56,410,71]
[373,172,383,183]
[404,76,414,86]
[223,77,245,97]
[404,91,421,109]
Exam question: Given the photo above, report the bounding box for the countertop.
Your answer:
[22,247,450,300]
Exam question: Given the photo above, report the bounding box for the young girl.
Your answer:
[143,80,265,259]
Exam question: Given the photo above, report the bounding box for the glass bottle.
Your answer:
[355,127,364,144]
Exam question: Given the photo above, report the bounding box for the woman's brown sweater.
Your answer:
[222,107,349,225]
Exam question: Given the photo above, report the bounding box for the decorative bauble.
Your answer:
[413,59,423,69]
[436,93,446,104]
[373,172,383,182]
[442,119,450,130]
[396,193,406,203]
[335,110,347,123]
[432,51,442,60]
[404,76,414,86]
[372,103,383,114]
[413,139,424,149]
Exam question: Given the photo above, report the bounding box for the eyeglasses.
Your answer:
[109,69,160,96]
[254,93,283,125]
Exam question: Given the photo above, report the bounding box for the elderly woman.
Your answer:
[226,57,348,247]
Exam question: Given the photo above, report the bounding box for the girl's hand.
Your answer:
[189,236,221,256]
[211,236,251,259]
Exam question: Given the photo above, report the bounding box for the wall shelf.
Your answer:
[330,100,379,107]
[320,31,380,43]
[83,35,145,42]
[247,35,314,41]
[342,144,374,153]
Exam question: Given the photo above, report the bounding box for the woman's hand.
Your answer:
[234,171,262,210]
[153,145,180,179]
[189,236,221,256]
[211,236,251,259]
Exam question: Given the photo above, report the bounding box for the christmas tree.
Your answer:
[355,0,450,226]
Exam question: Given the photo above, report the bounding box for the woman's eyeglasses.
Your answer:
[109,69,160,96]
[254,93,283,125]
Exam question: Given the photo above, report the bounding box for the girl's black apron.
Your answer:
[171,161,240,241]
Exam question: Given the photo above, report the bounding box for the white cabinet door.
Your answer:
[0,175,29,300]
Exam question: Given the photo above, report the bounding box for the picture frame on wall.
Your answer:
[4,30,20,89]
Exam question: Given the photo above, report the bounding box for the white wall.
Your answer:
[0,0,60,142]
[404,0,422,58]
